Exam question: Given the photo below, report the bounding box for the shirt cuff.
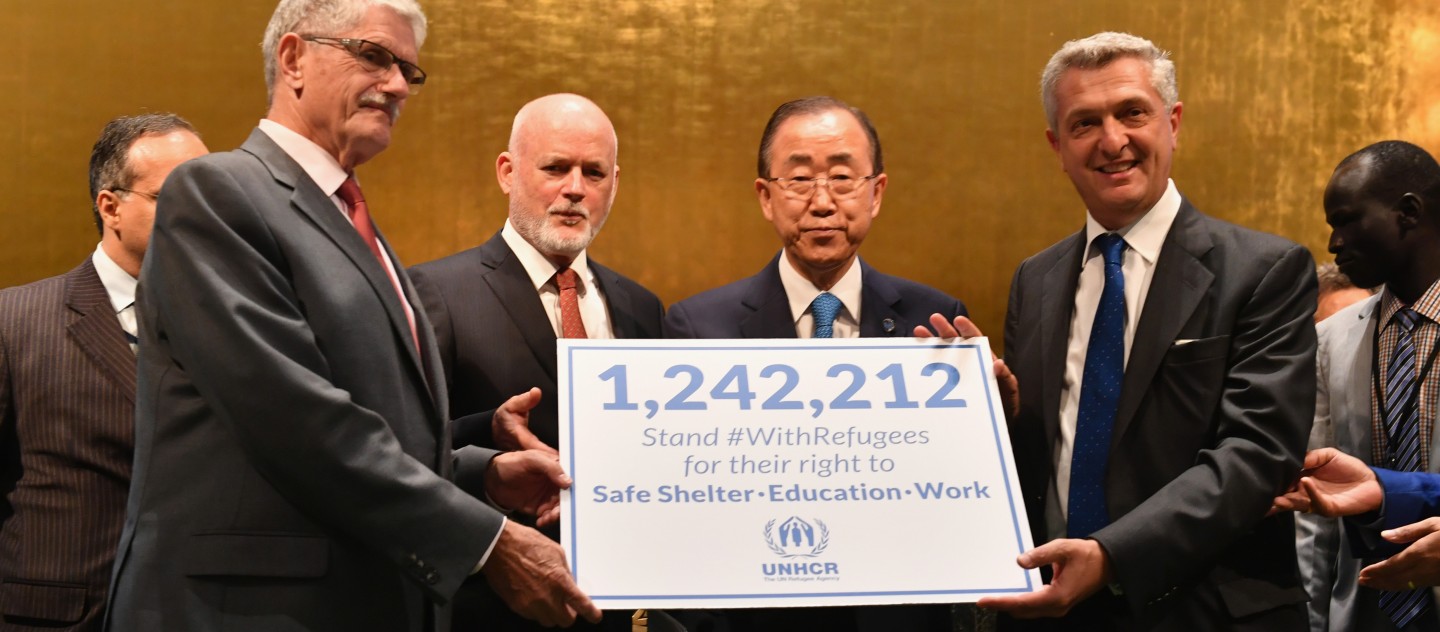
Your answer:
[471,516,507,575]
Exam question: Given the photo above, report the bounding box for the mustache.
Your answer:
[358,92,401,122]
[548,202,589,218]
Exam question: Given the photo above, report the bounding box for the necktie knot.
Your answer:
[337,177,365,213]
[555,267,580,292]
[1093,233,1127,267]
[555,267,588,339]
[1395,306,1420,333]
[811,292,842,339]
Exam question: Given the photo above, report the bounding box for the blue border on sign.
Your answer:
[563,343,1034,601]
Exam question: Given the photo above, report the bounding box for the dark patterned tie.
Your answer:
[1380,307,1433,627]
[556,267,588,339]
[1068,233,1127,539]
[811,292,842,339]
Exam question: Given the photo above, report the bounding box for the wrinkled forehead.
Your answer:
[770,110,872,169]
[518,118,618,163]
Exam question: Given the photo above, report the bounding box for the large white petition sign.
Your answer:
[558,338,1038,609]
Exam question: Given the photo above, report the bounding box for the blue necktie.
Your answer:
[1068,233,1127,539]
[1379,307,1433,627]
[811,292,842,339]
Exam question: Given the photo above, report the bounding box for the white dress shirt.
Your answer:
[92,243,138,352]
[500,220,614,339]
[1048,179,1182,541]
[778,251,863,338]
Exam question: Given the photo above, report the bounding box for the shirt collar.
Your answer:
[91,243,136,314]
[258,119,350,198]
[501,219,593,295]
[778,251,863,325]
[1380,278,1440,330]
[1082,178,1181,266]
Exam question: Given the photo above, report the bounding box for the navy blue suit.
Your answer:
[663,253,966,632]
[664,254,964,341]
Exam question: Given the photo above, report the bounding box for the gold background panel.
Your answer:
[6,0,1439,348]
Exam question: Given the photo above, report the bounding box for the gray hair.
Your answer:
[88,113,199,235]
[1040,32,1178,131]
[261,0,428,104]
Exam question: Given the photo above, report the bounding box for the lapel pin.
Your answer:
[883,318,896,334]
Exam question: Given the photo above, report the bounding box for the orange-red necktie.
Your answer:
[555,267,588,339]
[336,177,419,356]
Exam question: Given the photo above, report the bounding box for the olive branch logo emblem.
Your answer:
[764,517,830,558]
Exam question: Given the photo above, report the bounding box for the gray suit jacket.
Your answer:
[107,130,504,632]
[0,259,135,631]
[1302,294,1440,631]
[1003,199,1315,630]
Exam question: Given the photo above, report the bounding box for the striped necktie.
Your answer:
[1379,307,1433,628]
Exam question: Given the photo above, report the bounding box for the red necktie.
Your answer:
[336,178,419,356]
[555,267,588,339]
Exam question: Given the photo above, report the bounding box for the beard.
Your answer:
[510,200,607,259]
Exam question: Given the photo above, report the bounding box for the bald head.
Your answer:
[498,93,620,265]
[508,93,618,159]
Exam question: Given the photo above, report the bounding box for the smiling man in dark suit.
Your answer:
[0,114,205,631]
[977,32,1316,630]
[663,96,962,632]
[409,93,663,632]
[105,2,600,630]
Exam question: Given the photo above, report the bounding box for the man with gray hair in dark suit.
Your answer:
[105,1,600,630]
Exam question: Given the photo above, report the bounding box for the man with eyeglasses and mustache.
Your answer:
[410,94,665,632]
[662,95,964,632]
[106,2,601,631]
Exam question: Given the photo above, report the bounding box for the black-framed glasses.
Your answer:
[763,174,880,200]
[111,188,158,202]
[302,36,427,93]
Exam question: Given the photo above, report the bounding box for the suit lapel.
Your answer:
[478,234,561,381]
[1040,232,1085,451]
[857,260,903,337]
[1112,200,1215,443]
[241,131,432,404]
[1334,297,1380,464]
[592,261,639,339]
[739,256,800,339]
[65,259,136,401]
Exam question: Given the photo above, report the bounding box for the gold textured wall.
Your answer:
[7,0,1440,345]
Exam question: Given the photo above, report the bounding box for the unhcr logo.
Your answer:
[763,516,829,558]
[761,516,840,580]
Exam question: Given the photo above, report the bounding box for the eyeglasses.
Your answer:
[111,188,158,202]
[302,36,427,93]
[763,174,880,200]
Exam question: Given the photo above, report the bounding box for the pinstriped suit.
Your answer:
[0,258,135,630]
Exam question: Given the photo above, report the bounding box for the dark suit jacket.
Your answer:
[409,232,663,632]
[663,254,965,632]
[1002,199,1315,630]
[664,254,964,340]
[0,259,134,631]
[409,231,664,451]
[107,130,504,632]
